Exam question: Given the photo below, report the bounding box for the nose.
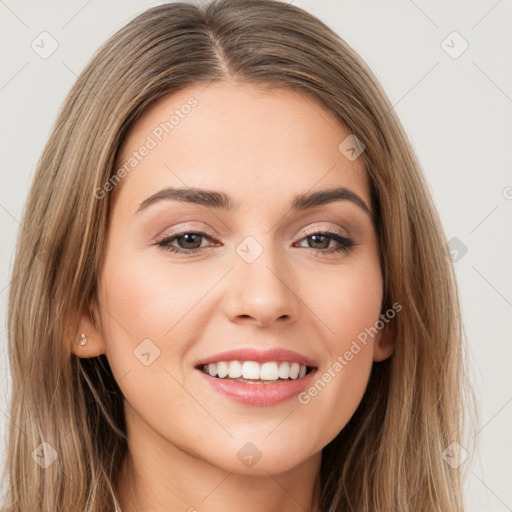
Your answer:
[223,238,301,328]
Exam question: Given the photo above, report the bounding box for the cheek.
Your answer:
[297,347,373,453]
[298,257,381,441]
[96,245,191,387]
[96,250,206,435]
[98,244,207,347]
[297,312,376,452]
[96,241,231,414]
[317,253,383,351]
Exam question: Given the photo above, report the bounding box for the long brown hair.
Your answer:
[2,0,474,510]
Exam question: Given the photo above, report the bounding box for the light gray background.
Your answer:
[1,0,511,509]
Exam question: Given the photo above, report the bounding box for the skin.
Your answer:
[74,80,394,512]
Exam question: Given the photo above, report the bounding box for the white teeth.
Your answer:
[227,360,242,378]
[201,360,310,381]
[208,363,217,377]
[289,362,300,379]
[242,361,260,379]
[260,362,279,380]
[278,361,290,379]
[217,361,228,378]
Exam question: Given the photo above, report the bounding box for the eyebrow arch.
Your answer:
[135,185,372,217]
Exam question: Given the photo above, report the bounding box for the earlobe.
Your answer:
[372,328,395,362]
[70,302,107,358]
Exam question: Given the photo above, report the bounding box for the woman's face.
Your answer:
[80,81,393,475]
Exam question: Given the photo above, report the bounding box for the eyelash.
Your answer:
[155,227,356,258]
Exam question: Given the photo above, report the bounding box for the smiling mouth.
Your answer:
[195,360,316,384]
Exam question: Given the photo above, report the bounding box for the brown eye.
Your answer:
[156,230,217,256]
[295,230,355,256]
[173,233,204,250]
[306,234,331,249]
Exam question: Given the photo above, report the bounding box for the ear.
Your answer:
[70,296,108,358]
[372,321,395,362]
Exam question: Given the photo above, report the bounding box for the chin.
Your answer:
[193,433,320,476]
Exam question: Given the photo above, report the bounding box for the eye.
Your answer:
[155,230,217,257]
[154,227,356,257]
[294,228,356,256]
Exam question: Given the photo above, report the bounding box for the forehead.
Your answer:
[113,81,370,214]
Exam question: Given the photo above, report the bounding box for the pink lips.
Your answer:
[194,347,318,407]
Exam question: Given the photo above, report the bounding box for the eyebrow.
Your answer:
[135,185,372,217]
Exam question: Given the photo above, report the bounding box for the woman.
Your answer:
[2,0,473,510]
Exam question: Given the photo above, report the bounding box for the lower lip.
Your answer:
[195,368,317,406]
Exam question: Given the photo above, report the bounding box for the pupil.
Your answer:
[180,233,201,249]
[310,234,328,249]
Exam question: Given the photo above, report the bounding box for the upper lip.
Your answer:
[195,348,318,368]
